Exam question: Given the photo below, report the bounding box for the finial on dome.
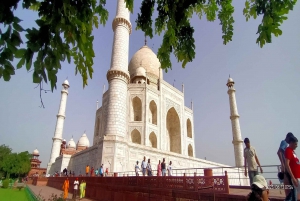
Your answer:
[144,34,147,46]
[96,100,99,110]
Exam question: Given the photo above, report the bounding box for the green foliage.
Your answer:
[243,0,297,47]
[0,0,109,90]
[2,179,9,189]
[0,0,298,89]
[0,145,31,179]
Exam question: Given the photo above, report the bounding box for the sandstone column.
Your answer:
[47,80,70,174]
[104,0,131,137]
[227,77,243,167]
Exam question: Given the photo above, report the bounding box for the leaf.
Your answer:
[13,23,24,32]
[15,48,26,58]
[3,70,11,81]
[33,71,41,83]
[17,57,25,69]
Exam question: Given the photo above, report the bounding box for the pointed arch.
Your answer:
[166,107,181,154]
[187,119,192,138]
[132,97,142,121]
[149,132,157,148]
[188,144,193,157]
[149,100,157,125]
[131,129,141,144]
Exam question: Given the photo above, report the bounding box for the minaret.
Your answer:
[226,77,243,167]
[47,79,70,173]
[105,0,131,137]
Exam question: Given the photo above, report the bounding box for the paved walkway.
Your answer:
[229,188,285,199]
[27,184,94,201]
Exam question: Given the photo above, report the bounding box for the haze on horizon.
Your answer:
[0,1,300,171]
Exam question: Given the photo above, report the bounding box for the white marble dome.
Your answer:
[77,133,90,147]
[67,138,76,149]
[227,77,234,83]
[128,46,161,78]
[33,149,39,155]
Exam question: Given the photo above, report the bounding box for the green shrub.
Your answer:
[2,179,9,188]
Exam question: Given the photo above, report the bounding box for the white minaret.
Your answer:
[47,79,70,174]
[104,0,131,137]
[226,77,243,167]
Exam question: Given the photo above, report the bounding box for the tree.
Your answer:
[0,144,12,177]
[0,0,297,91]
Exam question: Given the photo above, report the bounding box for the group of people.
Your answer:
[85,164,109,177]
[135,157,173,176]
[62,177,86,200]
[244,132,299,201]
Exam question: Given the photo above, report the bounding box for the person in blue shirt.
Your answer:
[277,132,294,196]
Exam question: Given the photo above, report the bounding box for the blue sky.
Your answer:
[0,1,300,171]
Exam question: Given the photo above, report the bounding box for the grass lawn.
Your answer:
[0,188,28,201]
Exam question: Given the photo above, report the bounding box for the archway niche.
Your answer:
[132,97,142,121]
[149,132,157,148]
[149,100,157,125]
[188,144,193,157]
[131,129,141,144]
[187,119,192,138]
[166,107,181,154]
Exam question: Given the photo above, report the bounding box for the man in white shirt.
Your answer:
[244,138,263,185]
[167,161,172,176]
[141,156,147,176]
[73,178,79,199]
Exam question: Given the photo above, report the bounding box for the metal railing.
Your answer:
[111,164,282,187]
[25,186,41,201]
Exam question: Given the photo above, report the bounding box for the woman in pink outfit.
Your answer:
[157,160,162,176]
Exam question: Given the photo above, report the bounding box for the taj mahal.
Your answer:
[45,0,248,186]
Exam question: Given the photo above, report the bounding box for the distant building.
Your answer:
[28,149,46,177]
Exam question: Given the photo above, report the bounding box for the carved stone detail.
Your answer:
[165,98,181,116]
[107,70,130,83]
[129,126,142,134]
[112,17,132,34]
[131,94,143,101]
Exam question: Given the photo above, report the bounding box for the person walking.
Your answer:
[90,167,94,177]
[244,138,263,185]
[100,164,104,177]
[285,136,299,201]
[161,158,166,176]
[79,180,84,199]
[83,180,86,198]
[141,156,147,176]
[167,161,172,176]
[72,178,79,199]
[135,161,140,176]
[62,177,69,200]
[277,132,294,196]
[147,159,152,176]
[157,160,162,176]
[85,165,89,176]
[95,168,98,176]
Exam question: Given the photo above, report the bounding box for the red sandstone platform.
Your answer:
[28,184,287,201]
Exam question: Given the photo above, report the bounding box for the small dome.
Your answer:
[128,46,161,78]
[77,133,90,147]
[227,77,234,83]
[67,138,76,149]
[62,80,70,87]
[33,149,39,155]
[135,67,146,77]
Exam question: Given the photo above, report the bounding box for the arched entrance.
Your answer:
[166,107,181,154]
[188,144,193,157]
[149,132,157,148]
[131,129,141,144]
[187,119,192,138]
[149,101,157,125]
[132,97,142,121]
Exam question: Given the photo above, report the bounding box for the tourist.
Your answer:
[79,180,84,199]
[147,159,152,176]
[244,138,263,185]
[83,180,86,198]
[141,156,147,176]
[277,132,294,196]
[105,168,108,176]
[161,158,166,176]
[73,178,79,199]
[246,175,269,201]
[85,165,89,176]
[157,160,162,176]
[69,170,72,177]
[63,168,68,176]
[95,168,99,176]
[167,161,172,176]
[285,136,299,201]
[91,166,94,177]
[100,164,104,177]
[135,161,140,176]
[62,177,69,200]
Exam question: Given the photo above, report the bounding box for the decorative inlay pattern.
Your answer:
[129,126,142,134]
[166,98,181,116]
[162,88,182,102]
[107,70,130,83]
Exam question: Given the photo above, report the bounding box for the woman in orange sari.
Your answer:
[62,177,69,200]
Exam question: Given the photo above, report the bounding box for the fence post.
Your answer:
[225,171,229,193]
